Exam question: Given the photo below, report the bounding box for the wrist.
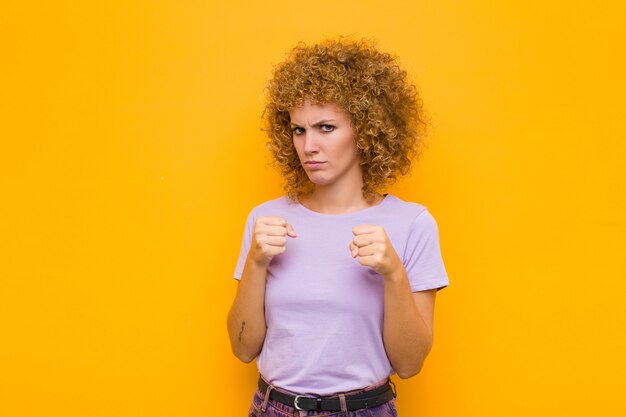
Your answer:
[383,263,406,283]
[246,255,269,271]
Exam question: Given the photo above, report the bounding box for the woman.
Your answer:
[227,37,449,417]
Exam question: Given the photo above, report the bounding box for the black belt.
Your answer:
[258,375,397,411]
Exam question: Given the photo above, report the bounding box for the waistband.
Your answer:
[257,374,397,412]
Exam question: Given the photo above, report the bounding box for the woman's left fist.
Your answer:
[348,224,402,277]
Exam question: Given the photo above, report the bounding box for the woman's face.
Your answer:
[289,99,362,188]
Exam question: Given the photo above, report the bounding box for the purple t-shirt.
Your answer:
[233,193,449,394]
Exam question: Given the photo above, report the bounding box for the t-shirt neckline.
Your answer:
[295,193,391,218]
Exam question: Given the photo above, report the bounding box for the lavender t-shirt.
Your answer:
[233,193,449,395]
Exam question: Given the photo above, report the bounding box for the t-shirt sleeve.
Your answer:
[233,207,256,281]
[402,209,450,292]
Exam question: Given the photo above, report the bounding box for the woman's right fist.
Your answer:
[249,216,297,268]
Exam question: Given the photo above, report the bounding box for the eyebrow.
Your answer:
[290,119,336,127]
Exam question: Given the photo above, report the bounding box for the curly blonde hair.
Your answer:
[261,36,427,204]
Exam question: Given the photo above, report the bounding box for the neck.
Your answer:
[300,186,385,215]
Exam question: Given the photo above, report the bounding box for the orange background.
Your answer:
[1,1,625,416]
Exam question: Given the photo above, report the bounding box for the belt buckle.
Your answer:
[294,393,322,411]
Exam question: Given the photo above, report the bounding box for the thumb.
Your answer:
[286,223,297,237]
[348,242,358,258]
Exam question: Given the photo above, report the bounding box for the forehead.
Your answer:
[288,99,349,120]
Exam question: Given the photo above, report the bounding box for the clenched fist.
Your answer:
[348,224,403,278]
[249,216,297,268]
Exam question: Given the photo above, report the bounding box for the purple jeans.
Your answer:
[247,375,399,417]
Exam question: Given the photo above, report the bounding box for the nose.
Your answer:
[303,130,320,155]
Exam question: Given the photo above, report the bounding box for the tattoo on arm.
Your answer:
[238,321,246,342]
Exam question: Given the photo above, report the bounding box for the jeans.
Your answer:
[247,375,399,417]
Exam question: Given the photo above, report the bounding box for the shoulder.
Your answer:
[382,194,441,237]
[246,195,297,217]
[383,194,430,220]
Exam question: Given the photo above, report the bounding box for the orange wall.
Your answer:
[1,1,625,416]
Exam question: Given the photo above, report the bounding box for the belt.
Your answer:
[257,375,397,411]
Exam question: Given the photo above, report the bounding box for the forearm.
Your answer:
[227,257,268,363]
[382,266,432,378]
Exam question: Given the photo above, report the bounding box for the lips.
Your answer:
[305,161,326,169]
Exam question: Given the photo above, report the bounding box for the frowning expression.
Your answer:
[289,99,362,187]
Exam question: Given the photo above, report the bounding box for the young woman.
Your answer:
[227,37,449,417]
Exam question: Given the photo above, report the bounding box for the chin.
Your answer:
[307,175,332,185]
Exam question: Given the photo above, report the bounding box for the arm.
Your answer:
[226,257,269,363]
[351,211,446,379]
[382,265,436,378]
[227,215,296,363]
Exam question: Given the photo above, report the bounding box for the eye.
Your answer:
[320,124,335,132]
[292,127,304,135]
